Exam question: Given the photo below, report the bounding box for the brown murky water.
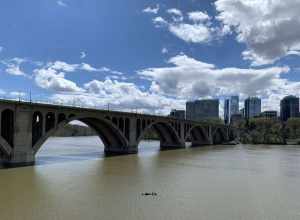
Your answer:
[1,137,300,220]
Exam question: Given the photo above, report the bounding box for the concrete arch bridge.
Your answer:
[0,100,236,167]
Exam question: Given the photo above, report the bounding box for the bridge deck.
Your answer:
[0,99,222,127]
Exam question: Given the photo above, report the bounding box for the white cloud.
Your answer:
[152,17,168,27]
[188,11,210,22]
[2,58,27,76]
[162,47,168,54]
[49,61,78,72]
[169,23,212,43]
[167,8,183,17]
[47,61,99,72]
[138,54,296,112]
[34,67,83,92]
[151,10,213,43]
[215,0,300,65]
[143,5,160,14]
[166,8,183,22]
[98,67,124,75]
[33,60,127,93]
[50,79,184,115]
[57,0,67,7]
[80,51,87,59]
[80,63,99,72]
[6,65,26,76]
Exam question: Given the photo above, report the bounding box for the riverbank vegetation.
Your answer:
[236,117,300,145]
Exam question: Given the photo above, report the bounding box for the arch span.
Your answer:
[0,136,13,156]
[212,128,227,145]
[1,109,14,148]
[32,116,129,155]
[32,111,43,147]
[136,121,185,150]
[186,125,211,147]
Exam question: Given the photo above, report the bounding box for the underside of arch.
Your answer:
[188,126,211,147]
[138,122,185,150]
[213,128,227,145]
[33,117,129,155]
[79,118,128,152]
[0,136,13,157]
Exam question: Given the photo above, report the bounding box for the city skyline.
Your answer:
[0,0,300,115]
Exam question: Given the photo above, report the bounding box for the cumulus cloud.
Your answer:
[47,61,99,72]
[152,17,168,27]
[188,11,210,22]
[151,9,213,43]
[143,5,160,14]
[167,8,183,17]
[138,54,297,111]
[6,65,26,76]
[98,67,125,75]
[169,23,212,43]
[2,57,27,76]
[50,78,184,115]
[32,60,102,92]
[34,67,83,92]
[80,51,87,59]
[215,0,300,65]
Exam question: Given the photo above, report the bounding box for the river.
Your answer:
[1,136,300,220]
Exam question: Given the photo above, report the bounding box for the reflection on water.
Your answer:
[1,137,300,220]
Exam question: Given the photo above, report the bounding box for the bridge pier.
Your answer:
[2,106,35,167]
[0,100,234,168]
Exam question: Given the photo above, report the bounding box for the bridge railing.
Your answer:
[0,97,227,127]
[0,96,170,117]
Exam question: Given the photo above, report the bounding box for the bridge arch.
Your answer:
[1,109,14,148]
[32,115,129,155]
[32,111,43,147]
[58,113,66,123]
[212,127,227,145]
[45,112,55,132]
[0,136,13,157]
[136,120,184,149]
[186,125,211,147]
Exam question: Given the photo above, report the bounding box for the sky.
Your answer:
[1,0,300,116]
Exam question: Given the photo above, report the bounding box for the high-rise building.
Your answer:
[186,99,219,121]
[224,99,230,124]
[224,96,239,124]
[244,97,261,119]
[260,111,278,119]
[240,108,245,118]
[169,109,185,119]
[230,96,239,115]
[280,95,299,121]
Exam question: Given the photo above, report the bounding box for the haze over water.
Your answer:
[1,137,300,220]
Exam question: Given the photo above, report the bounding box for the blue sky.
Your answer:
[1,0,300,115]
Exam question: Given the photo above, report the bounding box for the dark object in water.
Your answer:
[141,192,158,196]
